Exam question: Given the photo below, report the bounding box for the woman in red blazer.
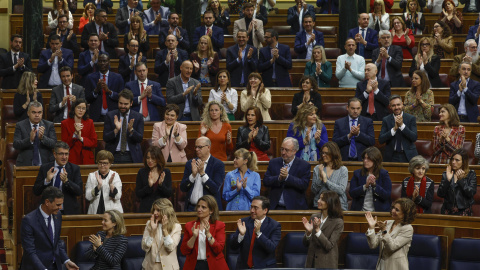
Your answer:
[180,195,229,270]
[61,98,98,165]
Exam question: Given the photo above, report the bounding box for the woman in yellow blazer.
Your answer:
[365,198,417,270]
[141,198,182,270]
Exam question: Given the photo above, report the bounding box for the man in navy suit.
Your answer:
[316,0,339,14]
[378,95,419,162]
[231,196,281,269]
[333,97,375,161]
[37,35,74,89]
[264,137,311,210]
[46,14,80,55]
[126,62,165,121]
[180,137,225,211]
[294,15,325,59]
[119,39,147,83]
[466,14,480,44]
[158,13,189,50]
[449,61,480,122]
[20,187,80,270]
[372,30,406,87]
[115,0,144,34]
[103,89,144,163]
[258,29,292,87]
[81,9,119,58]
[192,10,224,54]
[287,0,316,34]
[226,30,258,87]
[154,34,189,88]
[78,33,108,86]
[85,54,125,122]
[143,0,169,35]
[0,34,32,89]
[355,63,391,121]
[347,13,378,60]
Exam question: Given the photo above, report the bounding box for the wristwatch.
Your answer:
[382,230,387,235]
[207,235,213,241]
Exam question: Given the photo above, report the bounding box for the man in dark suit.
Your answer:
[13,101,57,166]
[347,13,379,60]
[126,62,165,121]
[83,0,113,13]
[49,67,86,123]
[378,95,419,162]
[81,9,119,58]
[460,0,480,13]
[154,35,188,87]
[158,13,189,50]
[119,39,147,83]
[20,187,80,270]
[449,39,480,83]
[466,15,480,44]
[355,63,391,121]
[231,196,281,269]
[0,34,32,89]
[78,33,108,86]
[85,53,124,122]
[192,10,224,54]
[332,97,375,161]
[180,136,225,211]
[143,0,169,35]
[258,29,292,87]
[46,14,80,55]
[103,89,144,163]
[33,141,83,215]
[115,0,144,35]
[226,29,258,87]
[294,15,325,59]
[287,0,316,34]
[449,61,480,122]
[120,0,143,9]
[166,60,202,121]
[316,0,339,14]
[37,35,74,89]
[264,137,311,210]
[372,30,406,87]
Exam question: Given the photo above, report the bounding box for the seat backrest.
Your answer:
[321,103,348,121]
[345,232,379,269]
[141,138,153,156]
[439,74,449,87]
[72,240,96,270]
[272,25,291,35]
[450,238,480,270]
[463,141,477,165]
[415,139,433,162]
[266,138,276,160]
[290,47,298,59]
[226,234,240,270]
[220,48,227,59]
[283,103,293,120]
[121,235,146,270]
[324,48,341,59]
[403,73,412,87]
[315,26,336,35]
[431,104,442,122]
[282,232,308,268]
[408,234,441,270]
[115,47,126,57]
[391,183,402,202]
[178,234,186,268]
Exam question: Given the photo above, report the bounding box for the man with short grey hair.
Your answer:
[372,30,405,87]
[449,39,480,82]
[263,137,311,210]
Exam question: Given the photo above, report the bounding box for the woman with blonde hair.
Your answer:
[141,198,182,270]
[199,100,234,161]
[404,70,435,122]
[432,104,465,164]
[124,15,150,56]
[48,0,74,30]
[79,3,96,33]
[409,37,443,87]
[13,71,43,121]
[304,46,332,88]
[240,72,272,120]
[369,0,390,31]
[439,0,463,34]
[432,20,454,59]
[223,148,261,210]
[191,35,219,87]
[390,16,415,59]
[403,0,425,35]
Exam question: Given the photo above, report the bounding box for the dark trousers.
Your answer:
[186,203,196,212]
[392,151,408,162]
[114,151,134,163]
[195,260,209,270]
[180,114,193,121]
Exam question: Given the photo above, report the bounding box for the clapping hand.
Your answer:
[192,60,200,71]
[37,126,45,140]
[318,164,327,183]
[150,214,159,231]
[95,171,103,188]
[279,165,288,181]
[314,129,322,143]
[412,186,419,200]
[446,165,454,181]
[59,168,68,183]
[236,177,242,191]
[161,215,169,235]
[226,130,232,144]
[207,57,214,66]
[30,125,37,142]
[109,173,115,192]
[193,83,201,96]
[454,169,465,183]
[65,261,80,270]
[200,122,208,136]
[237,219,247,235]
[366,174,376,188]
[113,115,122,132]
[344,61,351,72]
[46,167,57,183]
[307,33,315,45]
[74,123,83,135]
[350,124,360,136]
[365,211,377,229]
[128,119,135,132]
[312,216,321,232]
[377,220,387,232]
[459,75,467,90]
[302,217,313,233]
[148,169,159,187]
[89,234,102,248]
[247,47,254,59]
[191,222,200,238]
[254,219,261,233]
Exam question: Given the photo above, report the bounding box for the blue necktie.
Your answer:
[47,215,55,262]
[54,166,62,188]
[395,127,403,152]
[359,29,365,56]
[32,124,40,166]
[349,119,357,158]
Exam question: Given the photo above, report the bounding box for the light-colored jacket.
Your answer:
[233,18,265,49]
[85,170,123,214]
[240,88,271,121]
[141,222,182,270]
[368,13,390,31]
[152,121,188,162]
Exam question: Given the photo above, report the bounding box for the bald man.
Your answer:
[355,63,391,121]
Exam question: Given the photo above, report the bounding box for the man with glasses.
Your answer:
[180,136,225,211]
[49,66,86,123]
[81,8,119,58]
[119,39,147,83]
[372,30,405,87]
[449,61,480,122]
[46,14,79,55]
[449,39,480,82]
[263,137,311,210]
[33,141,83,215]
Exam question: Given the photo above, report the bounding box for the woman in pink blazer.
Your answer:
[152,104,188,162]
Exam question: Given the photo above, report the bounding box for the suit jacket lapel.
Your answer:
[36,209,54,245]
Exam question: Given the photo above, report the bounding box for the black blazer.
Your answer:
[49,83,86,123]
[0,51,32,89]
[135,167,173,213]
[13,118,56,166]
[118,53,147,83]
[372,45,406,87]
[378,112,419,162]
[81,22,119,58]
[460,0,480,13]
[409,55,443,87]
[46,30,80,55]
[236,125,271,152]
[355,78,391,121]
[226,44,258,87]
[115,6,144,34]
[291,91,323,117]
[158,27,190,51]
[13,92,44,121]
[154,48,189,87]
[332,115,376,161]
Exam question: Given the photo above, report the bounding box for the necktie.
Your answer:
[349,119,357,158]
[395,122,403,152]
[141,83,148,118]
[381,57,386,79]
[54,166,62,188]
[32,124,40,166]
[13,53,18,65]
[47,216,54,243]
[359,29,365,56]
[169,51,175,78]
[120,114,128,152]
[102,74,108,109]
[129,9,133,17]
[66,85,71,113]
[206,27,210,35]
[368,88,375,115]
[247,228,256,268]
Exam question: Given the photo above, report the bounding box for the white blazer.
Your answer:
[85,170,123,214]
[368,13,390,31]
[141,222,182,270]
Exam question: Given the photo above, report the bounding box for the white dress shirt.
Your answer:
[189,155,211,205]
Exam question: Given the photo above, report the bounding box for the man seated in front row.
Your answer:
[49,66,86,123]
[336,38,365,88]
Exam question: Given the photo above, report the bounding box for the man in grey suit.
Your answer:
[165,60,202,121]
[13,101,57,166]
[49,67,86,123]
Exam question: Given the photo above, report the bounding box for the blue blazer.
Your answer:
[125,79,166,121]
[180,156,225,211]
[230,216,281,269]
[37,48,74,88]
[118,54,147,83]
[332,116,375,161]
[286,122,328,160]
[449,79,480,122]
[158,27,190,51]
[467,24,480,44]
[258,43,293,87]
[153,48,188,87]
[316,0,339,14]
[347,27,378,60]
[192,25,224,54]
[226,44,258,87]
[263,157,311,210]
[103,109,144,163]
[378,112,419,162]
[294,30,325,59]
[143,7,170,35]
[20,208,69,270]
[287,4,316,34]
[84,71,125,122]
[77,50,108,85]
[349,168,392,212]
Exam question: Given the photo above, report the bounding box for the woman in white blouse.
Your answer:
[369,0,390,31]
[427,0,458,13]
[48,0,74,30]
[85,150,123,214]
[208,69,238,121]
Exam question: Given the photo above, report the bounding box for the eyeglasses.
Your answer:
[421,43,431,47]
[469,46,478,49]
[98,162,110,166]
[195,145,208,149]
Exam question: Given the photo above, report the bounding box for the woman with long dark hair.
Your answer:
[432,104,465,164]
[403,70,434,122]
[236,106,271,161]
[208,70,237,120]
[291,75,323,117]
[432,20,454,59]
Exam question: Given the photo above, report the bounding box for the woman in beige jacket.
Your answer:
[240,72,271,121]
[141,198,182,270]
[365,198,417,270]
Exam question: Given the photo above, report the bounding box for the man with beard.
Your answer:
[233,3,265,49]
[449,39,480,82]
[192,10,224,54]
[46,14,79,55]
[258,29,292,87]
[158,13,189,51]
[0,35,32,89]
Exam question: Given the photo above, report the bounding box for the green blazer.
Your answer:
[304,61,332,88]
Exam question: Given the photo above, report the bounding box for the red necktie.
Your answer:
[169,51,175,78]
[141,83,148,118]
[381,58,386,79]
[66,85,71,112]
[247,229,256,268]
[368,88,375,115]
[206,27,211,35]
[102,74,108,109]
